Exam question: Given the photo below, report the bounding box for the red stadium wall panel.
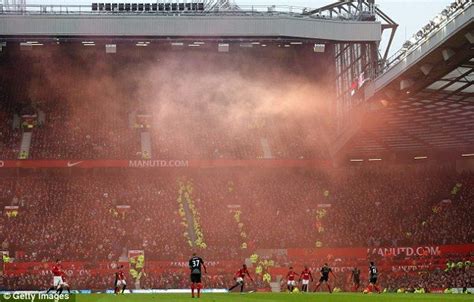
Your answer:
[3,260,241,276]
[5,245,472,277]
[288,244,474,260]
[0,159,331,169]
[368,244,474,257]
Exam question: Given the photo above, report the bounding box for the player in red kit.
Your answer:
[56,271,71,294]
[299,265,313,292]
[285,266,299,292]
[228,264,253,293]
[114,265,127,294]
[46,259,64,294]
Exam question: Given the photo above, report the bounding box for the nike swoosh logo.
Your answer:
[67,161,83,167]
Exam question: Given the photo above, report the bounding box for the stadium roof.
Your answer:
[0,1,390,43]
[337,1,473,161]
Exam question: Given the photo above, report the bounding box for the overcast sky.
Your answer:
[23,0,453,56]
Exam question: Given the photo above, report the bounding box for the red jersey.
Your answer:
[52,265,62,276]
[117,270,125,281]
[235,268,249,279]
[300,269,313,280]
[287,270,298,281]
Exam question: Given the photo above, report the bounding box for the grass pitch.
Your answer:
[74,293,474,302]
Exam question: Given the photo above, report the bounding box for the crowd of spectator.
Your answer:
[0,103,327,160]
[29,103,139,160]
[0,76,23,160]
[0,110,20,159]
[0,165,471,290]
[0,39,471,293]
[383,263,473,292]
[0,166,471,258]
[0,47,329,161]
[0,173,193,261]
[319,167,473,247]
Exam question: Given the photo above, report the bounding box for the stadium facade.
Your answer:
[0,0,397,164]
[0,0,472,295]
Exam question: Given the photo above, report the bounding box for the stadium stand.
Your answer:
[0,166,472,291]
[0,0,472,295]
[0,47,330,161]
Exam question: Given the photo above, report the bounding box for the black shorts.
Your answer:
[370,277,377,284]
[319,276,329,283]
[354,278,360,285]
[191,273,202,283]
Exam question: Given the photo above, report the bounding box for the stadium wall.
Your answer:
[0,15,381,41]
[0,159,332,169]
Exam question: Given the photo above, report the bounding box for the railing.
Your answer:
[379,0,472,76]
[0,3,374,21]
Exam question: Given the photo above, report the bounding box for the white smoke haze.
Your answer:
[18,44,335,159]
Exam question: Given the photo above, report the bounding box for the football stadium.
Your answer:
[0,0,472,301]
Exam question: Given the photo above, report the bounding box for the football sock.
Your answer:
[197,283,202,297]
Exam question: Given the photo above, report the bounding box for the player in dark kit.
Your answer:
[228,264,253,293]
[368,261,381,293]
[299,266,313,292]
[189,253,207,298]
[351,267,361,292]
[314,263,336,293]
